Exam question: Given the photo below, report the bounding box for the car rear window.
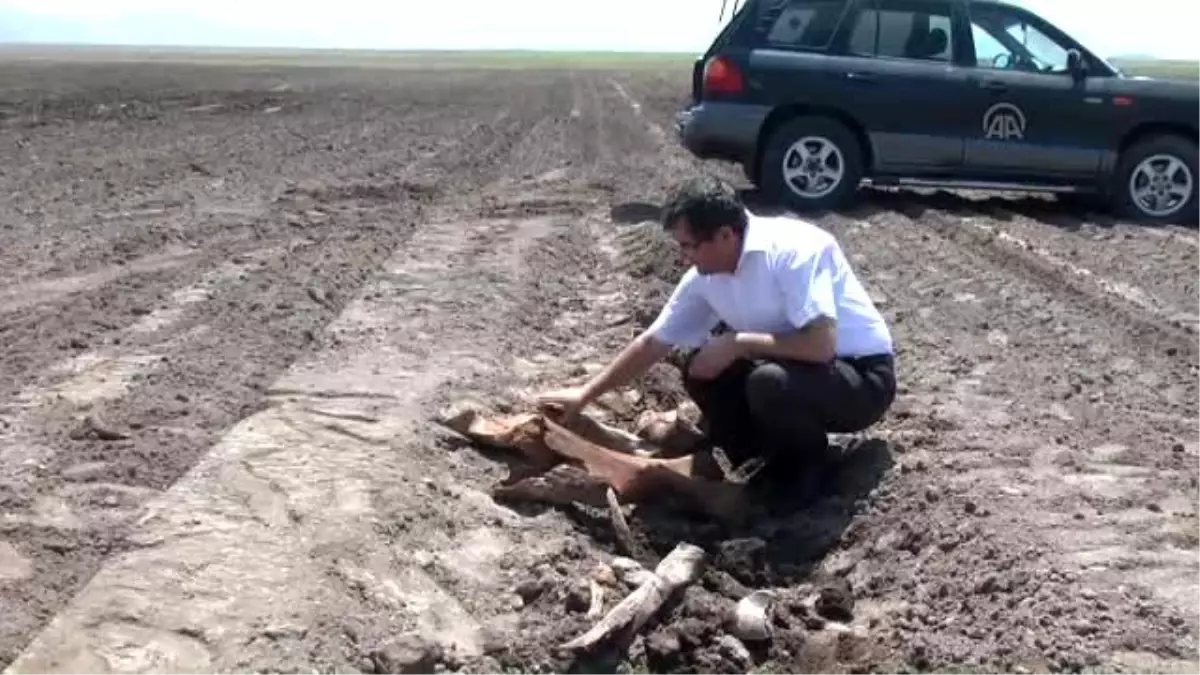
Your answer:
[756,0,851,50]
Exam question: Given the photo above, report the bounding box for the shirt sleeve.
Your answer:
[778,242,839,330]
[647,269,718,349]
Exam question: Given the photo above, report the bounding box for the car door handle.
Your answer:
[846,71,878,83]
[979,79,1008,91]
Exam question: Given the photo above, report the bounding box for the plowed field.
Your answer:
[0,57,1196,674]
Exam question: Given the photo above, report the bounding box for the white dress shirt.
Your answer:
[647,212,893,359]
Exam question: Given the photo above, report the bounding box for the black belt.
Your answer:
[841,353,894,366]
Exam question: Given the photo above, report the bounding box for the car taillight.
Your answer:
[702,55,744,96]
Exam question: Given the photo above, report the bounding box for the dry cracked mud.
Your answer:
[0,57,1196,675]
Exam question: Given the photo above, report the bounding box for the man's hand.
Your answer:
[734,318,837,364]
[534,386,591,421]
[687,332,743,380]
[535,331,672,421]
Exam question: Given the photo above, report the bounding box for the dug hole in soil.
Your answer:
[415,218,880,675]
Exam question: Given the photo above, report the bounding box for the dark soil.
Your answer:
[0,56,1195,675]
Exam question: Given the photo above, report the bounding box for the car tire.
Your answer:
[759,115,864,212]
[1110,134,1198,226]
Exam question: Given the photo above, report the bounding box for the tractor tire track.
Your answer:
[0,67,561,670]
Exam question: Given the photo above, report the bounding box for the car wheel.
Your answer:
[759,115,864,212]
[1111,135,1198,225]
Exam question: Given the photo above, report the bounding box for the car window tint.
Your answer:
[762,0,848,49]
[848,0,954,62]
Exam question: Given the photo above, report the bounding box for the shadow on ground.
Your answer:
[756,186,1196,230]
[609,201,662,225]
[599,437,895,588]
[844,188,1108,230]
[615,185,1198,231]
[443,426,895,589]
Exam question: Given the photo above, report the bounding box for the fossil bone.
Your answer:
[732,590,777,642]
[560,542,706,652]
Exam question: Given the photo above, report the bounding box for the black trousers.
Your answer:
[682,351,897,473]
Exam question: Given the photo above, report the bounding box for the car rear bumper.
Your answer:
[674,102,771,164]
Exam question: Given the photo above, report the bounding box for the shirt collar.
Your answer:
[724,212,767,276]
[738,211,770,258]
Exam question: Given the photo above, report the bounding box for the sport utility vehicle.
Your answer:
[676,0,1199,224]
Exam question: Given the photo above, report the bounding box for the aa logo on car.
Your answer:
[983,102,1026,141]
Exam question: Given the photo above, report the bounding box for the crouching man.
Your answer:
[537,175,896,498]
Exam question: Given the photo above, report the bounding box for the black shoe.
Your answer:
[759,445,842,513]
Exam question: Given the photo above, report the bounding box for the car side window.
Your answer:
[971,25,1014,68]
[847,0,955,63]
[968,5,1073,73]
[761,0,850,50]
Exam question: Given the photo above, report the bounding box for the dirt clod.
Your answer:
[516,578,549,604]
[369,635,443,674]
[646,630,682,662]
[815,580,854,623]
[564,581,591,613]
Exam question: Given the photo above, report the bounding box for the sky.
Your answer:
[0,0,1197,60]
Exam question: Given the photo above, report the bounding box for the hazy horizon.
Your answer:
[1,0,1198,61]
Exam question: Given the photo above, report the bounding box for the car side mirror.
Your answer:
[1066,49,1087,80]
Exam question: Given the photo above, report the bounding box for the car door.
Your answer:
[742,0,869,115]
[960,2,1108,179]
[821,0,973,173]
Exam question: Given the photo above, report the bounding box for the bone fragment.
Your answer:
[560,542,706,652]
[586,579,605,619]
[606,486,645,561]
[732,590,777,642]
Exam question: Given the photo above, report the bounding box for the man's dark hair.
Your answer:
[659,175,747,240]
